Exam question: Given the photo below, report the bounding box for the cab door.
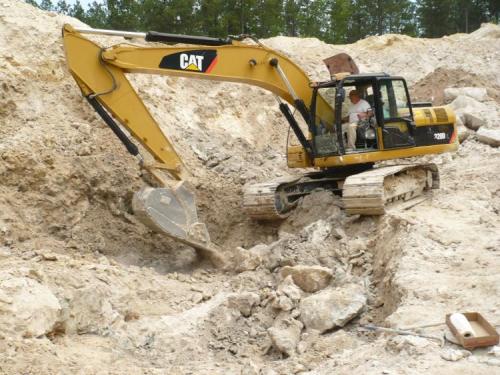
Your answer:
[376,78,416,149]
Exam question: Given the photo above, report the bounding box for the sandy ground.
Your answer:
[0,1,499,374]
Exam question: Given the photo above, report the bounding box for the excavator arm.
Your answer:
[62,24,334,265]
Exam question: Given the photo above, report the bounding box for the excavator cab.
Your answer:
[309,74,417,157]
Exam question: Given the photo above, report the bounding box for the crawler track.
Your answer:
[342,163,439,215]
[243,164,439,220]
[242,177,301,220]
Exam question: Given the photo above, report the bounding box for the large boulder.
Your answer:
[280,265,333,293]
[476,128,500,147]
[299,283,366,333]
[0,275,61,338]
[444,87,488,103]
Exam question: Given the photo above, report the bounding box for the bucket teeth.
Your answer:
[132,182,225,267]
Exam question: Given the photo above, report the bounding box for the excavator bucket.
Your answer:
[132,182,225,268]
[323,53,359,77]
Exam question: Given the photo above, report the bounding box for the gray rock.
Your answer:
[299,283,366,333]
[267,313,303,356]
[463,112,485,130]
[477,128,500,147]
[281,265,333,293]
[444,87,488,103]
[227,292,260,317]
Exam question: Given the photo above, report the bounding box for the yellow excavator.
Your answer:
[62,24,458,264]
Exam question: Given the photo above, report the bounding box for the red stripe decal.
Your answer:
[206,56,218,73]
[449,130,457,144]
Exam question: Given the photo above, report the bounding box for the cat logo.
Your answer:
[180,54,204,71]
[159,50,218,73]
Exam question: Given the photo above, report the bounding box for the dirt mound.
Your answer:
[0,1,499,374]
[411,67,500,105]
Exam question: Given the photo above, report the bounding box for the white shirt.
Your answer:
[348,99,371,123]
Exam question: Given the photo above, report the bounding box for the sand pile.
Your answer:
[0,1,499,373]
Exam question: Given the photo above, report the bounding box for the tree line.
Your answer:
[28,0,499,42]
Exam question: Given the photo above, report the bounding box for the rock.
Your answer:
[444,87,488,103]
[455,117,471,143]
[299,283,366,333]
[250,243,281,270]
[332,228,346,239]
[260,368,279,375]
[476,128,500,147]
[63,286,118,334]
[0,246,12,258]
[281,265,333,293]
[227,292,260,317]
[440,348,471,361]
[232,247,262,272]
[0,276,61,338]
[267,313,303,356]
[463,113,485,130]
[272,295,294,311]
[488,346,500,357]
[240,361,260,375]
[277,275,302,302]
[304,219,331,243]
[449,95,487,112]
[386,335,431,356]
[40,251,58,261]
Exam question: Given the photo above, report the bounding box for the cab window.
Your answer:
[379,79,411,121]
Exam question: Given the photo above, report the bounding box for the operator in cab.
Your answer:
[342,90,373,150]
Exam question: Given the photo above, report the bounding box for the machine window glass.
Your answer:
[314,87,339,156]
[379,80,411,121]
[315,87,336,134]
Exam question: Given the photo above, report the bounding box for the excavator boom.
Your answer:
[62,24,333,265]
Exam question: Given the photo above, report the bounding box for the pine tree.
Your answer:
[56,0,70,14]
[39,0,53,11]
[69,0,86,21]
[107,0,141,31]
[86,1,108,28]
[417,0,455,37]
[327,0,352,43]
